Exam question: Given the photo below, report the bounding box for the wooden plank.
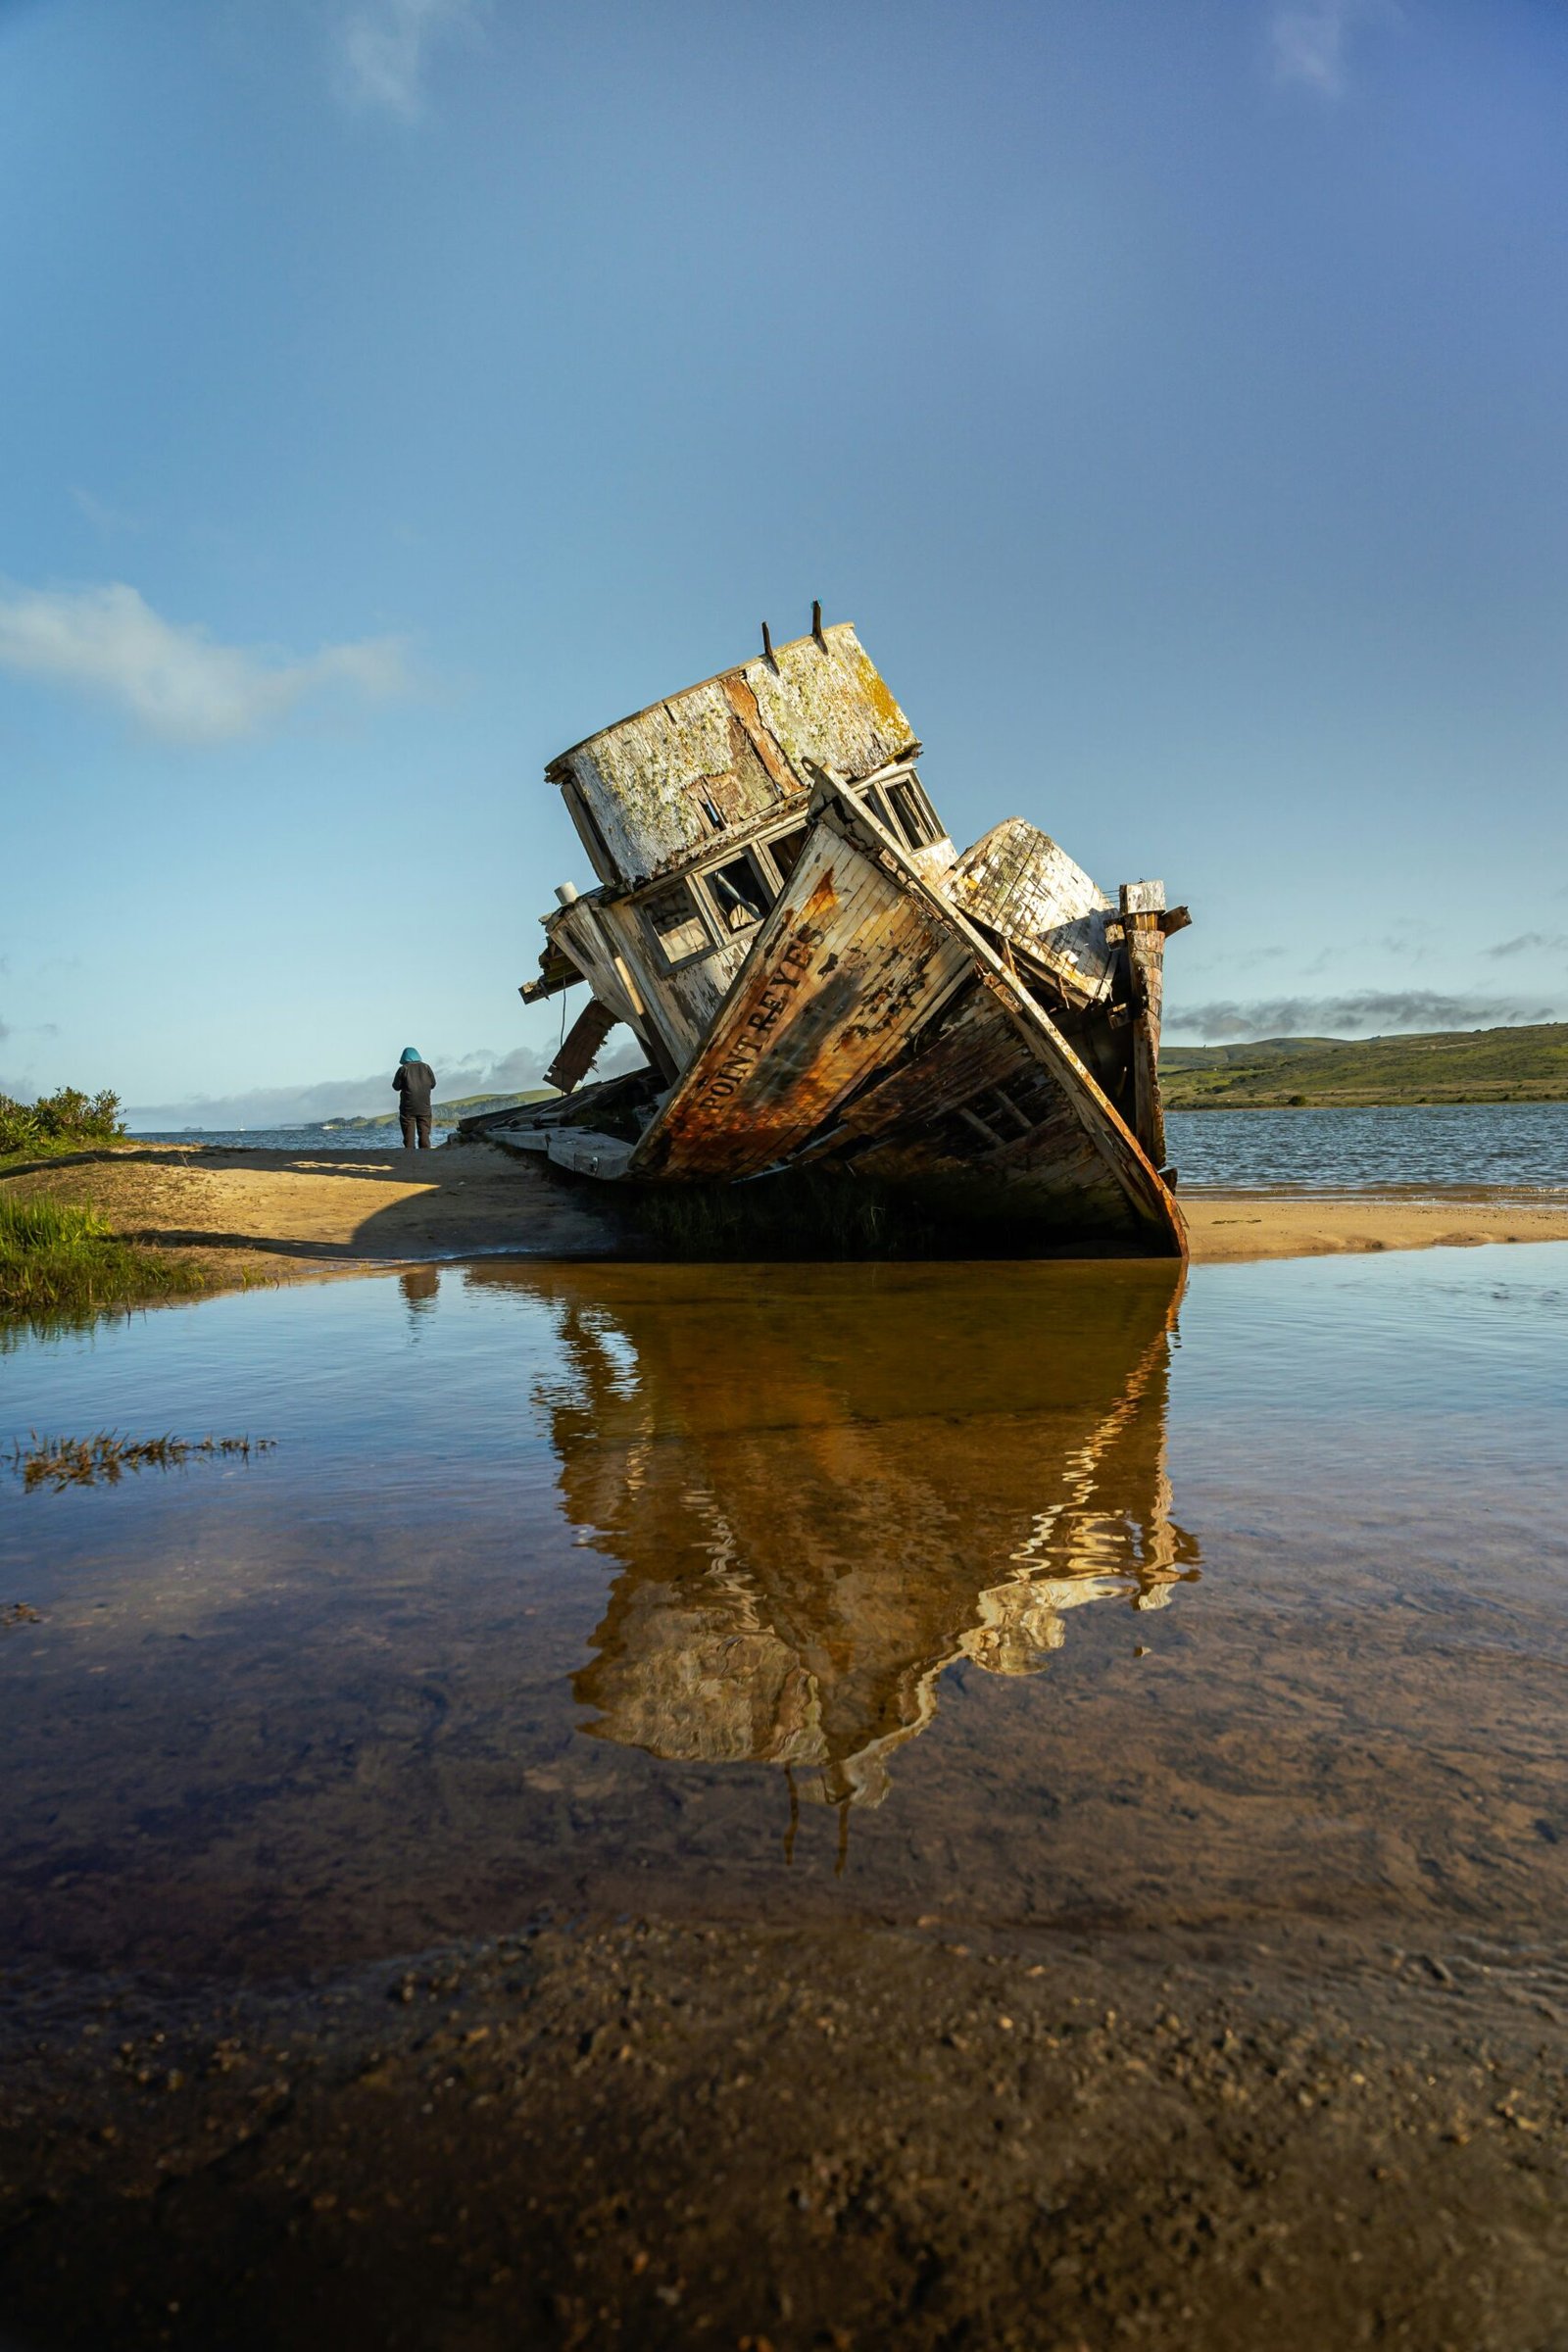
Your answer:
[627,814,971,1181]
[546,997,620,1095]
[1119,883,1167,1170]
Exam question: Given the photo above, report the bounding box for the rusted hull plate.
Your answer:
[627,795,1185,1257]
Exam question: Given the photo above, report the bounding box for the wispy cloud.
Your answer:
[1166,990,1556,1043]
[123,1039,647,1131]
[1270,0,1389,97]
[0,580,411,746]
[334,0,482,120]
[1484,932,1568,959]
[70,485,142,538]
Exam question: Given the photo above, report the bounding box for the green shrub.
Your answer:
[0,1087,125,1157]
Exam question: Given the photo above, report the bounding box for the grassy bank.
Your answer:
[1161,1021,1568,1107]
[0,1194,208,1328]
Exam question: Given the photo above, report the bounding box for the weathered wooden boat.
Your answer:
[476,611,1190,1254]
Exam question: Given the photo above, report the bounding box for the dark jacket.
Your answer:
[393,1061,436,1118]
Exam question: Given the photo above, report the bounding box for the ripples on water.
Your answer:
[1168,1100,1568,1193]
[2,1247,1566,1981]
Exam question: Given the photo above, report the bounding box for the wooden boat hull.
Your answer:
[626,785,1186,1257]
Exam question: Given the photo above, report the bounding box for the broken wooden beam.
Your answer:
[546,997,620,1095]
[1116,881,1168,1171]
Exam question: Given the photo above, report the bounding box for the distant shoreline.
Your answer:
[1161,1020,1568,1108]
[1168,1089,1568,1108]
[122,1029,1568,1128]
[124,1089,558,1139]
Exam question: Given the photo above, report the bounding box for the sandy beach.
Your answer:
[6,1140,1568,1290]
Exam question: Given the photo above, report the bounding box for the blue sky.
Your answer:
[2,0,1565,1123]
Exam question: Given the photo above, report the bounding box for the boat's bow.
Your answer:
[627,781,1185,1256]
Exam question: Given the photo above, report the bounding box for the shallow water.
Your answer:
[130,1124,458,1152]
[3,1247,1567,1987]
[1168,1099,1568,1192]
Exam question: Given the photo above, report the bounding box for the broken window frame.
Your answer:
[853,768,942,855]
[639,876,717,971]
[626,812,815,980]
[760,824,808,885]
[697,848,775,937]
[886,775,941,852]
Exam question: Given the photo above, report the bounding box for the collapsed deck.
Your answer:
[480,616,1189,1255]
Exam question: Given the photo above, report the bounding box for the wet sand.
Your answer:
[1184,1189,1568,1260]
[6,1140,1568,1287]
[6,1912,1566,2352]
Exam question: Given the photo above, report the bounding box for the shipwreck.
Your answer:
[480,612,1190,1254]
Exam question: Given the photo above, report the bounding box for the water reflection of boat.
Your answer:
[497,1262,1200,1816]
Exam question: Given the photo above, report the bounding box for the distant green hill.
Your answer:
[320,1090,557,1132]
[1161,1024,1568,1107]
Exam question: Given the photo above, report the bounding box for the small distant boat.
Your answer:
[472,612,1189,1255]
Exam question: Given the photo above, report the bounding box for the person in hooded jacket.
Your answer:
[393,1047,437,1150]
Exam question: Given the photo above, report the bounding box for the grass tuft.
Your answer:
[0,1193,209,1328]
[9,1431,275,1494]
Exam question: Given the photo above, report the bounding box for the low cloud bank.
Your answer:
[125,1037,647,1131]
[1164,990,1558,1045]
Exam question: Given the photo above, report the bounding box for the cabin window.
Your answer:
[855,773,941,853]
[887,778,938,851]
[861,783,896,835]
[766,825,808,882]
[643,879,711,967]
[706,853,773,934]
